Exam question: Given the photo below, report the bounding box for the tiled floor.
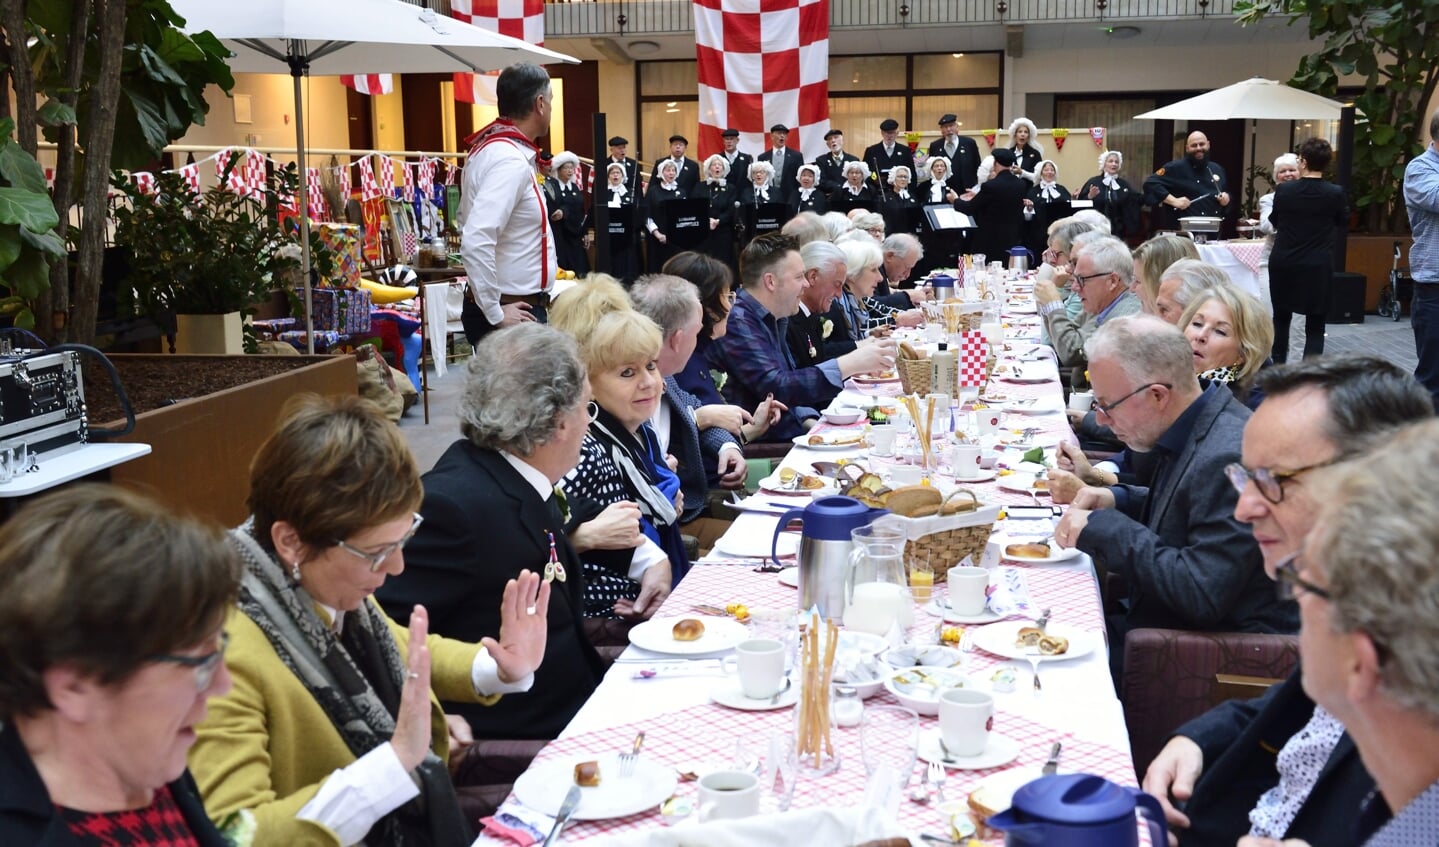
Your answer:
[398,314,1424,471]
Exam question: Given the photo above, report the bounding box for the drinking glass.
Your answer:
[859,705,919,784]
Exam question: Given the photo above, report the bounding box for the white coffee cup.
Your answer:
[721,639,785,699]
[940,688,994,757]
[1068,391,1095,413]
[974,409,1000,437]
[890,464,924,486]
[697,770,761,821]
[950,444,982,480]
[948,566,989,616]
[868,424,897,456]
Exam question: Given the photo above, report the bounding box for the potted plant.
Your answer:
[111,154,299,353]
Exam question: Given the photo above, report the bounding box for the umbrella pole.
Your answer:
[1249,118,1258,218]
[289,46,316,355]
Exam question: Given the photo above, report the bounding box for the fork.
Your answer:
[927,760,947,804]
[619,730,645,777]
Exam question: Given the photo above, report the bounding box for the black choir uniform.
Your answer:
[1077,174,1141,239]
[654,156,700,194]
[882,184,922,236]
[829,183,877,215]
[758,147,805,206]
[601,184,640,283]
[645,179,688,272]
[861,142,916,188]
[814,150,860,194]
[913,178,960,274]
[1008,145,1044,184]
[725,151,755,186]
[791,186,828,217]
[953,169,1028,262]
[544,178,590,277]
[928,136,982,193]
[694,177,742,268]
[605,156,641,196]
[1024,182,1073,258]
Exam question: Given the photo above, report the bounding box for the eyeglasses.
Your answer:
[1273,551,1331,602]
[335,513,425,572]
[151,631,229,691]
[1071,270,1113,288]
[1092,382,1170,417]
[1224,458,1336,505]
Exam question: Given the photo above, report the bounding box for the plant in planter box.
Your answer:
[110,154,300,350]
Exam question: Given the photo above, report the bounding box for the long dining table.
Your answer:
[476,277,1141,845]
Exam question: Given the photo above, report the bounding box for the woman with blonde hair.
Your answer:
[834,237,885,343]
[1132,233,1200,314]
[1179,284,1274,408]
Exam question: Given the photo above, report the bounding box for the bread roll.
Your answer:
[1014,626,1044,648]
[1038,634,1070,655]
[574,760,600,786]
[672,618,705,641]
[885,485,943,517]
[1004,542,1052,560]
[898,341,923,360]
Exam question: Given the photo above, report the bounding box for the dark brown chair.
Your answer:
[742,440,792,461]
[1122,628,1300,777]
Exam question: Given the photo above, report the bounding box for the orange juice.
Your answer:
[909,567,935,603]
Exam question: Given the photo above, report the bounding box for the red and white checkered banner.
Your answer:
[179,163,201,195]
[357,156,380,201]
[376,155,395,198]
[338,163,353,201]
[44,168,55,189]
[399,160,414,201]
[339,74,393,96]
[243,151,266,196]
[131,172,156,195]
[958,330,988,387]
[417,158,435,196]
[306,168,328,221]
[450,0,545,105]
[694,0,830,161]
[444,160,459,186]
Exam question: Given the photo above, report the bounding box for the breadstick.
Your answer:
[820,619,838,756]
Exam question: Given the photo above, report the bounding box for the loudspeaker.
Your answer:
[1326,271,1366,324]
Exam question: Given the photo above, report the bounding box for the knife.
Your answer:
[1042,741,1062,775]
[541,785,581,847]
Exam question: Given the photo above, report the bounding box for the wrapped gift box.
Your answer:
[317,223,363,288]
[298,286,372,334]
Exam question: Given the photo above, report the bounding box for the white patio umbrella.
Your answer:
[1135,78,1349,213]
[171,0,578,352]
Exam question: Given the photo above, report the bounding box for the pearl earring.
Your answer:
[291,561,302,582]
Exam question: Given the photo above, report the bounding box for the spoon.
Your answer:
[768,677,793,705]
[909,762,931,804]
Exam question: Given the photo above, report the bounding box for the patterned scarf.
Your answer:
[588,410,678,527]
[228,523,471,847]
[1199,363,1242,384]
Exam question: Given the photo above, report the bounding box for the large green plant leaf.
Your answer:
[0,226,22,270]
[0,188,61,233]
[0,143,50,194]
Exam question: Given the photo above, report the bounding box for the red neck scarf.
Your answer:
[465,117,537,156]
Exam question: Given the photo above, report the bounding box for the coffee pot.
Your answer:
[987,774,1168,847]
[771,496,888,619]
[927,273,956,302]
[1007,246,1034,274]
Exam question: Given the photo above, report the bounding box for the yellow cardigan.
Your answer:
[189,601,499,846]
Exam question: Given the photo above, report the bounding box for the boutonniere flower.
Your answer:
[553,482,570,524]
[219,810,256,847]
[821,317,834,339]
[712,369,728,392]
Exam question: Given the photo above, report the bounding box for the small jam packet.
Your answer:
[479,801,552,846]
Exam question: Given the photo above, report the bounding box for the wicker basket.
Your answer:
[897,357,932,396]
[900,490,997,582]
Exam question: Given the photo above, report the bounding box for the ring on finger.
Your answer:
[526,605,538,615]
[407,671,420,680]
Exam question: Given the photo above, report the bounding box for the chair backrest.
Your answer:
[1213,672,1285,705]
[1122,627,1300,777]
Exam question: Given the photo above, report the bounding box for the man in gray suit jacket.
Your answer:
[1054,315,1298,675]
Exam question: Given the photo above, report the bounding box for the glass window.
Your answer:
[911,94,999,133]
[827,96,908,146]
[639,61,697,97]
[913,54,1001,90]
[830,56,907,92]
[1055,98,1155,187]
[641,101,701,167]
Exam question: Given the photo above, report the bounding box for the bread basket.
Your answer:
[893,490,999,581]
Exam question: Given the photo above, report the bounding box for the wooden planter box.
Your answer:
[1346,233,1415,311]
[98,354,357,526]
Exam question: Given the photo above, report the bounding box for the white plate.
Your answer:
[946,468,998,484]
[709,679,801,711]
[970,620,1095,663]
[997,475,1051,496]
[918,729,1022,770]
[513,753,677,820]
[852,373,901,385]
[1002,399,1064,415]
[628,615,751,656]
[923,600,1004,624]
[712,529,800,560]
[756,473,836,496]
[777,567,800,587]
[997,538,1081,565]
[792,432,867,451]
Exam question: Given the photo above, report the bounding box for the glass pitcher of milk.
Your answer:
[843,539,912,635]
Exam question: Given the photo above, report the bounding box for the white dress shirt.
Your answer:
[459,137,557,326]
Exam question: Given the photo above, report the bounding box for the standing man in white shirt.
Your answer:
[459,63,557,343]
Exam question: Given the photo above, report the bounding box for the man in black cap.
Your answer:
[927,114,981,193]
[862,118,916,191]
[607,135,640,195]
[814,129,859,194]
[758,124,804,205]
[720,128,753,186]
[658,134,700,193]
[953,148,1028,261]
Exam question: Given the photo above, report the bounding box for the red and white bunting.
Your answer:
[179,163,201,195]
[340,74,394,96]
[399,160,414,201]
[306,168,328,221]
[450,0,545,105]
[338,163,353,202]
[375,155,395,197]
[243,150,267,197]
[357,156,381,201]
[131,172,157,195]
[417,158,435,196]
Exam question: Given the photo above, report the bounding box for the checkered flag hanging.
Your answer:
[358,156,380,201]
[450,0,545,104]
[243,150,266,197]
[399,161,414,201]
[340,74,394,96]
[958,330,988,387]
[417,158,435,196]
[179,163,201,196]
[131,172,156,195]
[376,155,395,197]
[306,168,328,221]
[337,164,353,203]
[694,0,831,161]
